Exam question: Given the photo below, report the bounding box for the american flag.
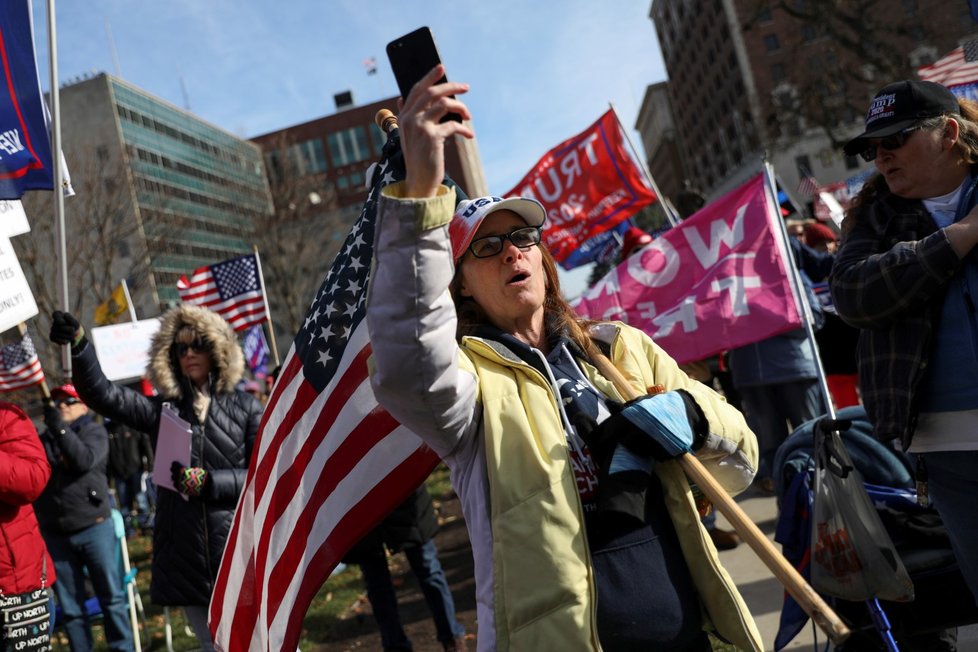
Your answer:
[209,129,440,651]
[797,174,820,197]
[0,332,44,392]
[176,253,267,332]
[918,39,978,89]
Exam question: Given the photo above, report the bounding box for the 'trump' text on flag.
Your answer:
[209,129,440,652]
[176,254,267,332]
[573,173,802,365]
[505,109,657,269]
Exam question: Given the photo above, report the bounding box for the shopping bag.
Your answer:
[811,418,914,602]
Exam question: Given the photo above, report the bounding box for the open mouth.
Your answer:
[508,271,529,285]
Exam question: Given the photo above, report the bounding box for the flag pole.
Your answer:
[762,161,835,418]
[46,0,70,378]
[120,278,137,322]
[252,246,280,367]
[609,103,681,227]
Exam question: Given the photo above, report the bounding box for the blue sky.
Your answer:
[29,0,668,295]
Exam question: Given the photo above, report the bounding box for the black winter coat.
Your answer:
[36,412,112,535]
[72,342,262,606]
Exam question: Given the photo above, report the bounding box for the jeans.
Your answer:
[45,518,133,652]
[358,539,464,651]
[181,605,216,652]
[738,379,823,479]
[919,451,978,606]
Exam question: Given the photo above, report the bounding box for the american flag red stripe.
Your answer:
[918,40,978,89]
[176,253,267,332]
[210,137,441,651]
[0,332,45,392]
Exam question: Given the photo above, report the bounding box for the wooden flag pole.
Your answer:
[252,246,280,367]
[590,352,850,645]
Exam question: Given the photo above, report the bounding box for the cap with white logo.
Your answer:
[449,196,547,262]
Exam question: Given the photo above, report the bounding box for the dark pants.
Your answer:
[358,538,464,651]
[45,518,133,652]
[738,379,822,478]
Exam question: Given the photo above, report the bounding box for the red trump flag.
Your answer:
[504,109,657,268]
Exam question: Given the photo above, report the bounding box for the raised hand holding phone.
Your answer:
[387,26,462,123]
[399,64,472,199]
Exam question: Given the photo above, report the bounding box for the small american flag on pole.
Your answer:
[0,332,44,392]
[209,128,440,651]
[176,254,267,332]
[918,39,978,89]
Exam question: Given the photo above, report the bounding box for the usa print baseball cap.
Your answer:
[449,196,547,262]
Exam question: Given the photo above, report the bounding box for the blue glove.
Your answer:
[618,390,704,461]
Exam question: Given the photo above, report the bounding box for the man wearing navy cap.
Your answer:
[35,384,133,651]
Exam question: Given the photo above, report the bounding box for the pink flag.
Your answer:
[573,173,801,365]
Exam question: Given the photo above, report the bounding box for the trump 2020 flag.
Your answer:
[573,173,802,365]
[0,0,56,199]
[505,109,657,269]
[176,254,267,332]
[209,128,440,652]
[242,325,269,378]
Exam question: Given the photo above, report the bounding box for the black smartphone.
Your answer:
[386,26,462,123]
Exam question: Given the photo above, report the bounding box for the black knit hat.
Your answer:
[843,80,959,156]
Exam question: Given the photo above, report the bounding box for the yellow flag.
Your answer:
[94,283,128,326]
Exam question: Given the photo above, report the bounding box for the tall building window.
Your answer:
[763,34,780,53]
[801,24,817,42]
[772,62,786,82]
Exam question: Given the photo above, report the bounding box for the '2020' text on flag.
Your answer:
[505,108,657,270]
[176,254,267,332]
[0,331,44,392]
[209,130,439,652]
[573,173,802,365]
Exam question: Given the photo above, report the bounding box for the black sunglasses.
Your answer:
[175,339,209,357]
[468,226,542,259]
[55,397,80,407]
[859,125,922,162]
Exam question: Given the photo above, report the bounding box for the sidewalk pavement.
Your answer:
[716,485,978,651]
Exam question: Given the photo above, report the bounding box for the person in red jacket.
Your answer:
[0,400,57,650]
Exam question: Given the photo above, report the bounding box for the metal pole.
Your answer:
[121,278,137,322]
[762,161,835,419]
[252,247,280,367]
[46,0,70,377]
[609,103,681,227]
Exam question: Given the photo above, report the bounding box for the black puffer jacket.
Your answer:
[70,305,262,606]
[35,412,112,535]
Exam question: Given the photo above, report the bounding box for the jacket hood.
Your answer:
[147,304,245,398]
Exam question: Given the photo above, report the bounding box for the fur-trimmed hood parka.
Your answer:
[68,305,263,606]
[148,304,245,399]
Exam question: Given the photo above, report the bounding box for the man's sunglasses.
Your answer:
[175,339,209,357]
[859,125,922,162]
[55,397,80,407]
[468,226,542,259]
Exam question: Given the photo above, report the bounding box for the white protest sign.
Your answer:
[90,318,161,381]
[0,236,38,333]
[0,200,30,238]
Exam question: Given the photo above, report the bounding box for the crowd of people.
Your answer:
[1,73,977,652]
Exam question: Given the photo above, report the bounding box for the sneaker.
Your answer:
[708,527,741,551]
[758,477,776,495]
